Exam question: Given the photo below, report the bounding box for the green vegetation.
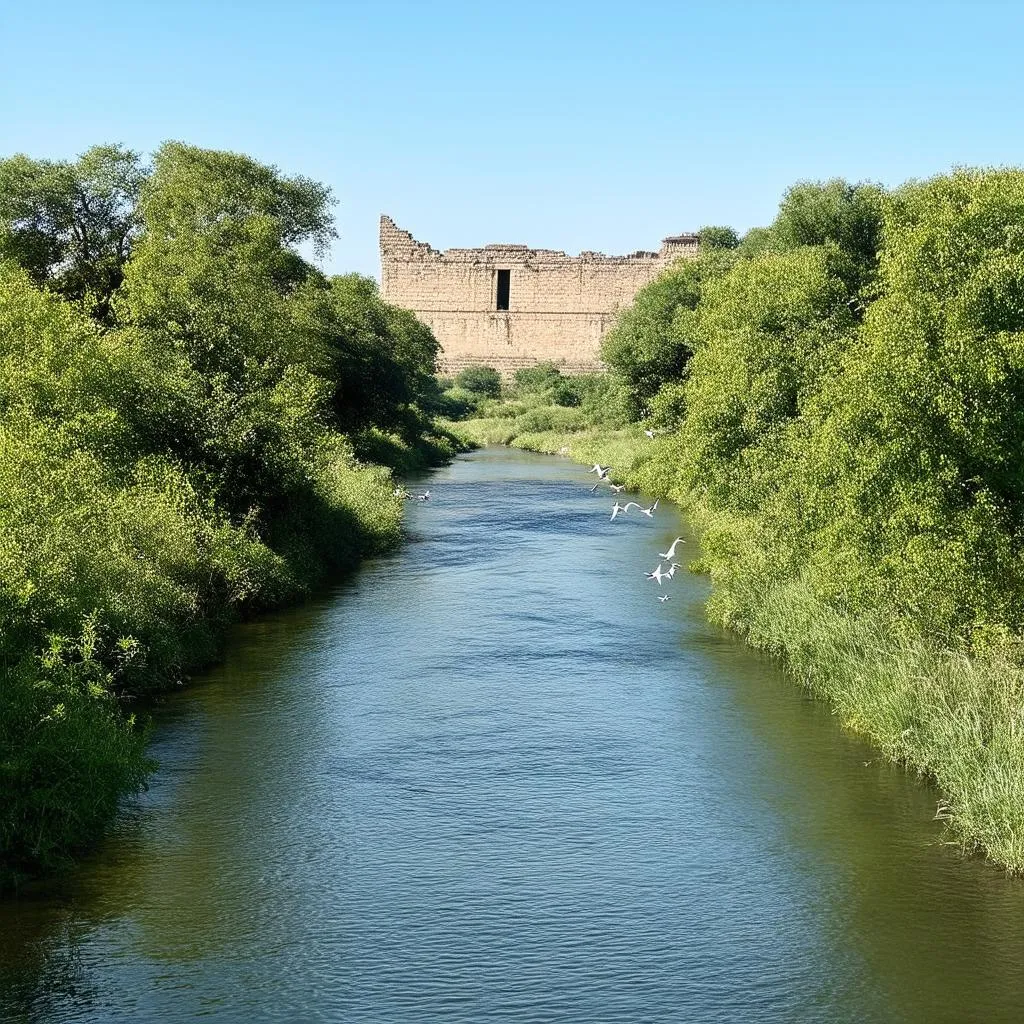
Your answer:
[697,225,740,250]
[0,142,462,889]
[453,364,503,398]
[451,170,1024,871]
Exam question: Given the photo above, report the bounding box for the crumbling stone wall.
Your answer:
[379,216,699,376]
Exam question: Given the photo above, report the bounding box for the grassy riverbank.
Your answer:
[0,142,465,889]
[446,168,1024,870]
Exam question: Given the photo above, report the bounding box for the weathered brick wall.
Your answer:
[379,216,699,376]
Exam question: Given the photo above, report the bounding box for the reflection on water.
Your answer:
[3,448,1024,1023]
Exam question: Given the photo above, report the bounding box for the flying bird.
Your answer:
[588,464,612,492]
[610,483,626,493]
[639,500,659,518]
[416,490,431,501]
[658,594,671,602]
[645,563,671,585]
[610,501,643,521]
[658,537,685,560]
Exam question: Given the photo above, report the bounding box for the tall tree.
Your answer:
[0,144,146,319]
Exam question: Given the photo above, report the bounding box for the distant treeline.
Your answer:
[451,169,1024,868]
[0,142,457,888]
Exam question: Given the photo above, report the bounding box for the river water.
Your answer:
[3,447,1024,1023]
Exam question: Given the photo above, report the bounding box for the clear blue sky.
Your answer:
[4,0,1022,278]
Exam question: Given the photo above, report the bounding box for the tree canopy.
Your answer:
[0,144,146,318]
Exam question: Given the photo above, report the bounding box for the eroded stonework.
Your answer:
[379,216,698,376]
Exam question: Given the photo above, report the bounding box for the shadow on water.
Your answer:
[4,447,1024,1023]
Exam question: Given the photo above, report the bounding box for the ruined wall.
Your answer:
[379,216,699,376]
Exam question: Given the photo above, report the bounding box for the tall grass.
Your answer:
[701,547,1024,869]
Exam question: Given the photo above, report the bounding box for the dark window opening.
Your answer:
[496,269,510,311]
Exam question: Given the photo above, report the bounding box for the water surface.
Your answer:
[4,447,1024,1023]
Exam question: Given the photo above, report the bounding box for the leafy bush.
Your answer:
[454,364,502,397]
[430,387,479,419]
[513,362,563,393]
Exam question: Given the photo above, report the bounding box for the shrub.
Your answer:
[513,362,563,393]
[454,364,502,397]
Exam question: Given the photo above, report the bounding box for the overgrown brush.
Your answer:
[0,142,458,888]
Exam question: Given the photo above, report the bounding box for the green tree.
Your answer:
[698,225,740,249]
[601,249,737,418]
[737,226,776,259]
[770,179,884,289]
[0,144,146,319]
[680,245,856,510]
[296,273,438,434]
[800,169,1024,643]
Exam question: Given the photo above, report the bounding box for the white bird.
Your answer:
[588,464,612,492]
[658,537,685,560]
[639,499,659,518]
[665,562,682,579]
[416,490,431,501]
[644,428,659,439]
[610,501,643,521]
[658,594,671,602]
[645,562,671,585]
[393,486,409,499]
[610,483,626,493]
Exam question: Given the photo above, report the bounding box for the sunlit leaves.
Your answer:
[0,145,146,319]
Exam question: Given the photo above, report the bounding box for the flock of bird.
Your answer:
[589,463,685,602]
[392,461,683,603]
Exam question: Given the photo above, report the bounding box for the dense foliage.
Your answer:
[0,142,453,888]
[454,169,1024,868]
[454,364,502,397]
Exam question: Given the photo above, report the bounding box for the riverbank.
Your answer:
[448,412,1024,872]
[0,141,470,891]
[442,171,1024,873]
[1,409,467,894]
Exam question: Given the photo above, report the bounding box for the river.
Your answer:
[3,447,1024,1023]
